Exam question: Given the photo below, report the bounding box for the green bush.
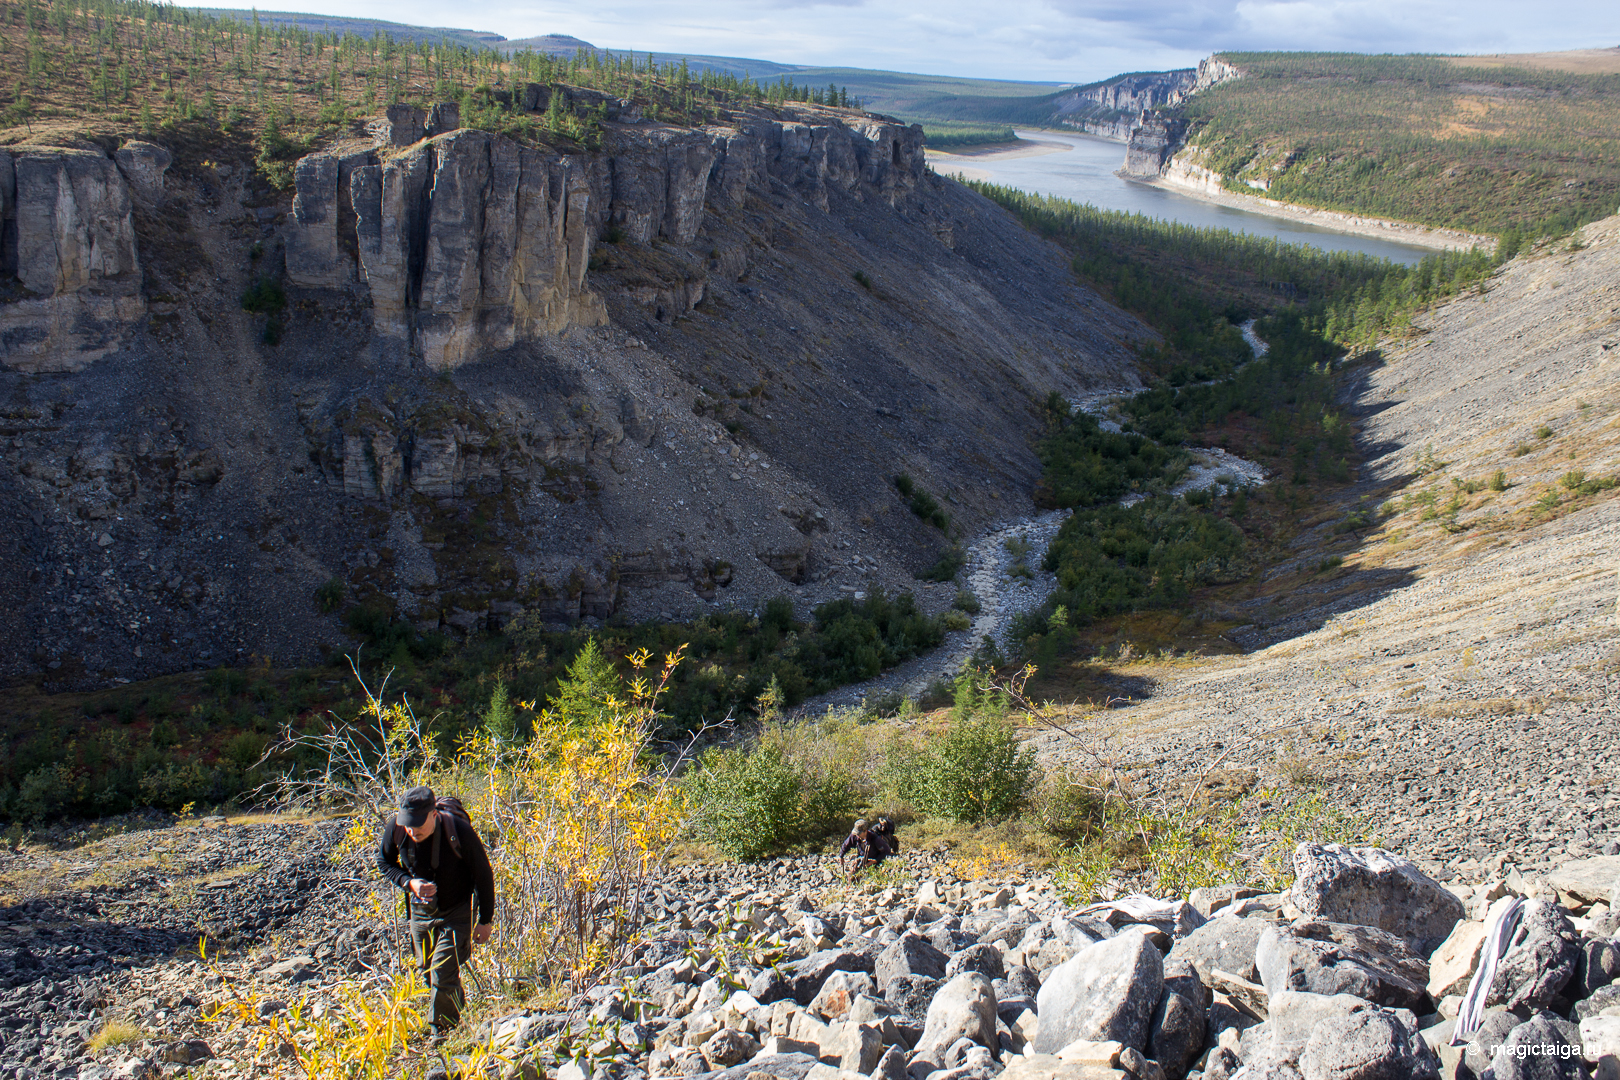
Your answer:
[908,711,1036,824]
[683,742,806,860]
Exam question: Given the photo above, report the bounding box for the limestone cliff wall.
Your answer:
[0,145,154,372]
[283,109,926,368]
[1121,116,1188,178]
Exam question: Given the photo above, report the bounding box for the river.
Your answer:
[933,130,1440,267]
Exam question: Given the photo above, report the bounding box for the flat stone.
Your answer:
[1547,855,1620,906]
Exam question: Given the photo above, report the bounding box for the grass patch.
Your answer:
[87,1020,145,1052]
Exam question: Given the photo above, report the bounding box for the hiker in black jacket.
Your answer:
[376,786,496,1036]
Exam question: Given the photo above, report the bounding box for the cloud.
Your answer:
[318,0,1620,82]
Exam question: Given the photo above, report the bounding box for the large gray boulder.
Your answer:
[1297,1005,1439,1080]
[1166,916,1272,983]
[1489,1012,1590,1080]
[1488,900,1581,1011]
[1008,917,1111,973]
[911,972,999,1069]
[1148,958,1208,1080]
[876,932,948,994]
[1240,991,1433,1080]
[792,948,878,1007]
[1574,982,1620,1021]
[1287,845,1464,956]
[1033,930,1164,1054]
[1462,1009,1523,1078]
[883,974,940,1023]
[1574,937,1620,998]
[945,944,1006,983]
[1255,921,1431,1011]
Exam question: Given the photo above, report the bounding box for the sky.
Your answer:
[286,0,1619,83]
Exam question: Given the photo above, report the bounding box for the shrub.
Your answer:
[908,712,1036,824]
[918,545,964,582]
[240,276,285,315]
[683,742,803,860]
[952,588,981,614]
[942,611,971,632]
[314,577,345,613]
[1536,424,1555,440]
[1489,469,1508,491]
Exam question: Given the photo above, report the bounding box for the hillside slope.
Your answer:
[1049,216,1620,878]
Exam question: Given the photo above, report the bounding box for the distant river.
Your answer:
[937,130,1438,267]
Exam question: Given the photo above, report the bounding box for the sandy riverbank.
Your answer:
[925,136,1072,183]
[1136,171,1497,253]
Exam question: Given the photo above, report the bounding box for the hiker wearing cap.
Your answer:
[838,817,893,879]
[376,786,496,1037]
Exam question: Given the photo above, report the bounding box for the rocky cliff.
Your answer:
[0,144,155,372]
[1117,56,1243,177]
[0,101,1147,690]
[1050,70,1195,142]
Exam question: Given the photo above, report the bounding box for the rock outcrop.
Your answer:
[283,108,927,368]
[0,146,146,372]
[1120,116,1188,179]
[1052,70,1196,141]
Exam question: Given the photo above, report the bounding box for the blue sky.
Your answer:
[297,0,1618,83]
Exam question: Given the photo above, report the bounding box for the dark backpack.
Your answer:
[393,795,472,869]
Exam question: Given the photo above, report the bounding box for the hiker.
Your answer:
[376,786,496,1038]
[839,817,893,879]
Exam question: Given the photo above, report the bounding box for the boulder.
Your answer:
[1034,931,1164,1054]
[946,944,1007,983]
[1297,1005,1439,1080]
[1010,918,1112,974]
[1287,845,1464,956]
[877,933,948,993]
[809,972,875,1021]
[792,948,878,1006]
[822,1022,883,1073]
[702,1029,759,1068]
[750,968,792,1006]
[998,1053,1129,1080]
[1166,917,1272,984]
[1489,900,1581,1011]
[700,1052,822,1080]
[1576,938,1620,998]
[885,975,942,1023]
[1255,921,1430,1011]
[1575,983,1620,1022]
[1462,1009,1523,1078]
[1146,957,1207,1080]
[1426,921,1488,999]
[913,972,999,1068]
[1581,1014,1620,1056]
[1489,1012,1588,1080]
[1547,856,1620,907]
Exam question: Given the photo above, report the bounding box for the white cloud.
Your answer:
[307,0,1620,82]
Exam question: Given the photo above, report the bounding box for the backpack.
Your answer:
[393,795,471,870]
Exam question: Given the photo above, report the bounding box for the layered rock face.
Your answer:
[283,110,927,368]
[0,146,151,372]
[1121,116,1188,178]
[1052,70,1197,140]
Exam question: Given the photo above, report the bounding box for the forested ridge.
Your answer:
[1177,51,1620,238]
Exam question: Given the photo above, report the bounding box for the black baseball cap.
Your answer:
[397,786,436,828]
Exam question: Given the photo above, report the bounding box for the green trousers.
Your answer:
[409,900,473,1033]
